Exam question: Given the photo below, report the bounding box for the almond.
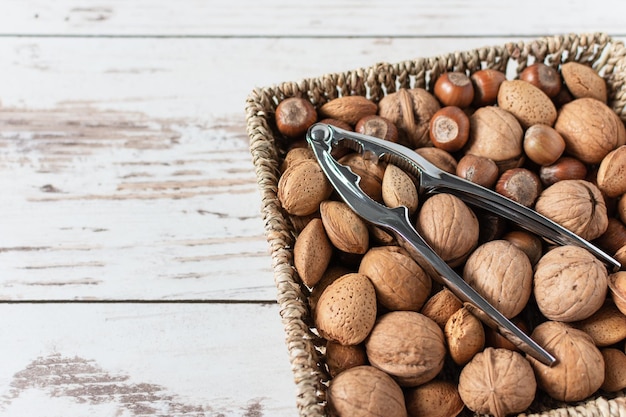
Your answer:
[277,159,332,216]
[293,218,333,287]
[597,145,626,198]
[320,200,369,255]
[561,62,607,103]
[573,301,626,346]
[601,348,626,392]
[319,96,377,126]
[381,163,419,215]
[497,79,557,128]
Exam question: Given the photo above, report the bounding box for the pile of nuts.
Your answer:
[273,61,626,417]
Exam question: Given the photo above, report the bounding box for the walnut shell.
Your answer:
[359,246,432,312]
[534,179,608,241]
[416,194,479,267]
[277,159,333,216]
[327,365,407,417]
[463,240,532,318]
[365,311,446,387]
[554,97,625,164]
[561,62,608,103]
[315,273,377,345]
[465,106,524,171]
[444,306,485,365]
[497,79,557,128]
[534,245,608,322]
[527,321,604,402]
[320,200,369,254]
[404,380,464,417]
[293,218,332,287]
[459,348,536,417]
[378,88,441,148]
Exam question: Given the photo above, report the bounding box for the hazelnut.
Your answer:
[416,193,479,267]
[404,380,464,417]
[470,68,506,107]
[358,246,432,312]
[561,62,608,103]
[535,179,608,241]
[444,306,485,365]
[554,97,625,164]
[325,340,368,377]
[465,106,524,172]
[275,97,317,138]
[315,273,377,345]
[456,154,499,188]
[459,348,536,417]
[320,200,370,255]
[497,79,557,128]
[293,218,333,287]
[523,124,566,166]
[463,240,533,318]
[573,301,626,347]
[428,106,470,152]
[519,62,562,98]
[533,245,608,322]
[414,147,457,174]
[538,156,588,187]
[319,95,377,125]
[434,71,474,107]
[381,164,419,215]
[601,348,626,392]
[277,159,333,216]
[596,145,626,198]
[378,88,440,148]
[365,311,446,387]
[355,115,399,142]
[420,287,463,329]
[502,230,543,265]
[327,365,407,417]
[495,168,542,207]
[527,321,604,402]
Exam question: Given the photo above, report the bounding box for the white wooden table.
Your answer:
[0,2,624,416]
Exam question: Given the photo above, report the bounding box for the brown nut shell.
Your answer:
[277,159,333,216]
[325,341,368,378]
[608,271,626,315]
[338,153,386,202]
[414,147,457,174]
[404,380,464,417]
[359,246,431,312]
[417,194,479,267]
[561,62,608,103]
[293,218,333,287]
[573,301,626,347]
[275,97,318,138]
[497,79,557,128]
[319,96,377,125]
[327,365,407,417]
[534,245,608,322]
[535,179,608,241]
[463,240,532,318]
[444,306,485,365]
[315,273,377,345]
[527,321,604,402]
[554,97,625,164]
[597,145,626,198]
[320,200,369,255]
[459,348,536,417]
[381,164,419,215]
[601,348,626,392]
[420,287,463,329]
[456,154,499,188]
[365,311,446,387]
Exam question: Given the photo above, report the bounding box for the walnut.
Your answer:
[365,311,446,387]
[534,179,608,241]
[527,321,604,402]
[378,88,440,148]
[327,365,407,417]
[554,97,625,164]
[358,246,432,312]
[458,347,536,417]
[465,106,524,172]
[416,194,479,267]
[533,246,608,322]
[463,240,533,318]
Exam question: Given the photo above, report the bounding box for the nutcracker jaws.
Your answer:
[306,122,620,367]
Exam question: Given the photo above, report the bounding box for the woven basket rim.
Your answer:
[245,32,626,417]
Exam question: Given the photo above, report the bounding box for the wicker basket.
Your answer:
[245,33,626,417]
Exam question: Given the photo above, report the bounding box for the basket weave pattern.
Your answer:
[245,33,626,417]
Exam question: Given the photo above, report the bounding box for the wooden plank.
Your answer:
[0,302,298,417]
[1,0,625,37]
